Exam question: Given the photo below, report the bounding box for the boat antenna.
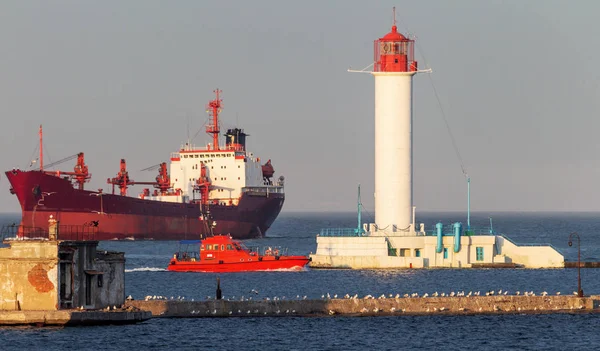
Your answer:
[205,89,223,151]
[39,125,43,171]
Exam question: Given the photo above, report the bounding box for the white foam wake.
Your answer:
[125,267,166,272]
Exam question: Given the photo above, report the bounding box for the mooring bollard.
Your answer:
[216,277,222,300]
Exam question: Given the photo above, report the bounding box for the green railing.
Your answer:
[319,228,363,237]
[426,225,496,236]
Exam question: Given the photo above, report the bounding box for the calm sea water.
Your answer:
[1,211,599,351]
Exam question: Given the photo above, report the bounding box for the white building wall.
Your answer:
[310,234,564,269]
[372,72,416,232]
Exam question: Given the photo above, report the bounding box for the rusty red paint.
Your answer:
[28,264,55,293]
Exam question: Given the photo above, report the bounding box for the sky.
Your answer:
[0,0,599,214]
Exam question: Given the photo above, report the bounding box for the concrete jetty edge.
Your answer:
[0,309,152,326]
[125,295,600,318]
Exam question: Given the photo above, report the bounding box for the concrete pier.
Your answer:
[125,295,600,318]
[0,308,152,326]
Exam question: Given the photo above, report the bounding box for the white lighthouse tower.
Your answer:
[372,10,420,234]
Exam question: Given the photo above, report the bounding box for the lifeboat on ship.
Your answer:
[166,235,310,272]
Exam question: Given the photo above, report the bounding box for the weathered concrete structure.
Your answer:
[0,239,125,311]
[125,294,600,318]
[0,225,148,326]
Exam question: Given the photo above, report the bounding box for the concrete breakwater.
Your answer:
[125,295,600,318]
[0,309,152,326]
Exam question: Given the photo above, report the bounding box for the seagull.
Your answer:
[250,289,259,294]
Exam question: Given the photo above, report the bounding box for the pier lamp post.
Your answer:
[568,232,583,297]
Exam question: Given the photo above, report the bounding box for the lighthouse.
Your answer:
[309,10,565,269]
[372,9,420,234]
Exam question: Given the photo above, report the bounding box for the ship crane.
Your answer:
[45,152,91,190]
[34,126,91,190]
[107,159,172,196]
[193,162,212,206]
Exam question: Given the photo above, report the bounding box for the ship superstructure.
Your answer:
[5,90,285,240]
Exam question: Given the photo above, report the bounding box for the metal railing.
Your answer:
[425,225,496,236]
[501,234,562,253]
[1,225,47,240]
[242,186,285,195]
[318,228,363,237]
[0,224,98,241]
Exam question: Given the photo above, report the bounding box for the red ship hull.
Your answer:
[5,170,284,240]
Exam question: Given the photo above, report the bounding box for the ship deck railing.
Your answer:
[242,185,284,195]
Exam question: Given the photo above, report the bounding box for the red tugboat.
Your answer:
[167,235,310,272]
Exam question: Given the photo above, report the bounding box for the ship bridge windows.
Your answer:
[227,244,233,250]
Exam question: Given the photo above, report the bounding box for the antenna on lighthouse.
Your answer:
[392,6,396,26]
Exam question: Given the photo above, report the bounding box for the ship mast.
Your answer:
[39,125,43,171]
[205,89,223,151]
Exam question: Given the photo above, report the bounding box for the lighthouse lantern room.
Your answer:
[373,9,417,73]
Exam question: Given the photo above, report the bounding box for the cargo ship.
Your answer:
[5,90,285,240]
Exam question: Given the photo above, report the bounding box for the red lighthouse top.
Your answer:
[374,8,417,73]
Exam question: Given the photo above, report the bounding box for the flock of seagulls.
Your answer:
[131,288,579,317]
[141,290,569,303]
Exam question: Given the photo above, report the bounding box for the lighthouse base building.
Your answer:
[309,12,563,269]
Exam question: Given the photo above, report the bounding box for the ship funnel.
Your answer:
[224,128,248,151]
